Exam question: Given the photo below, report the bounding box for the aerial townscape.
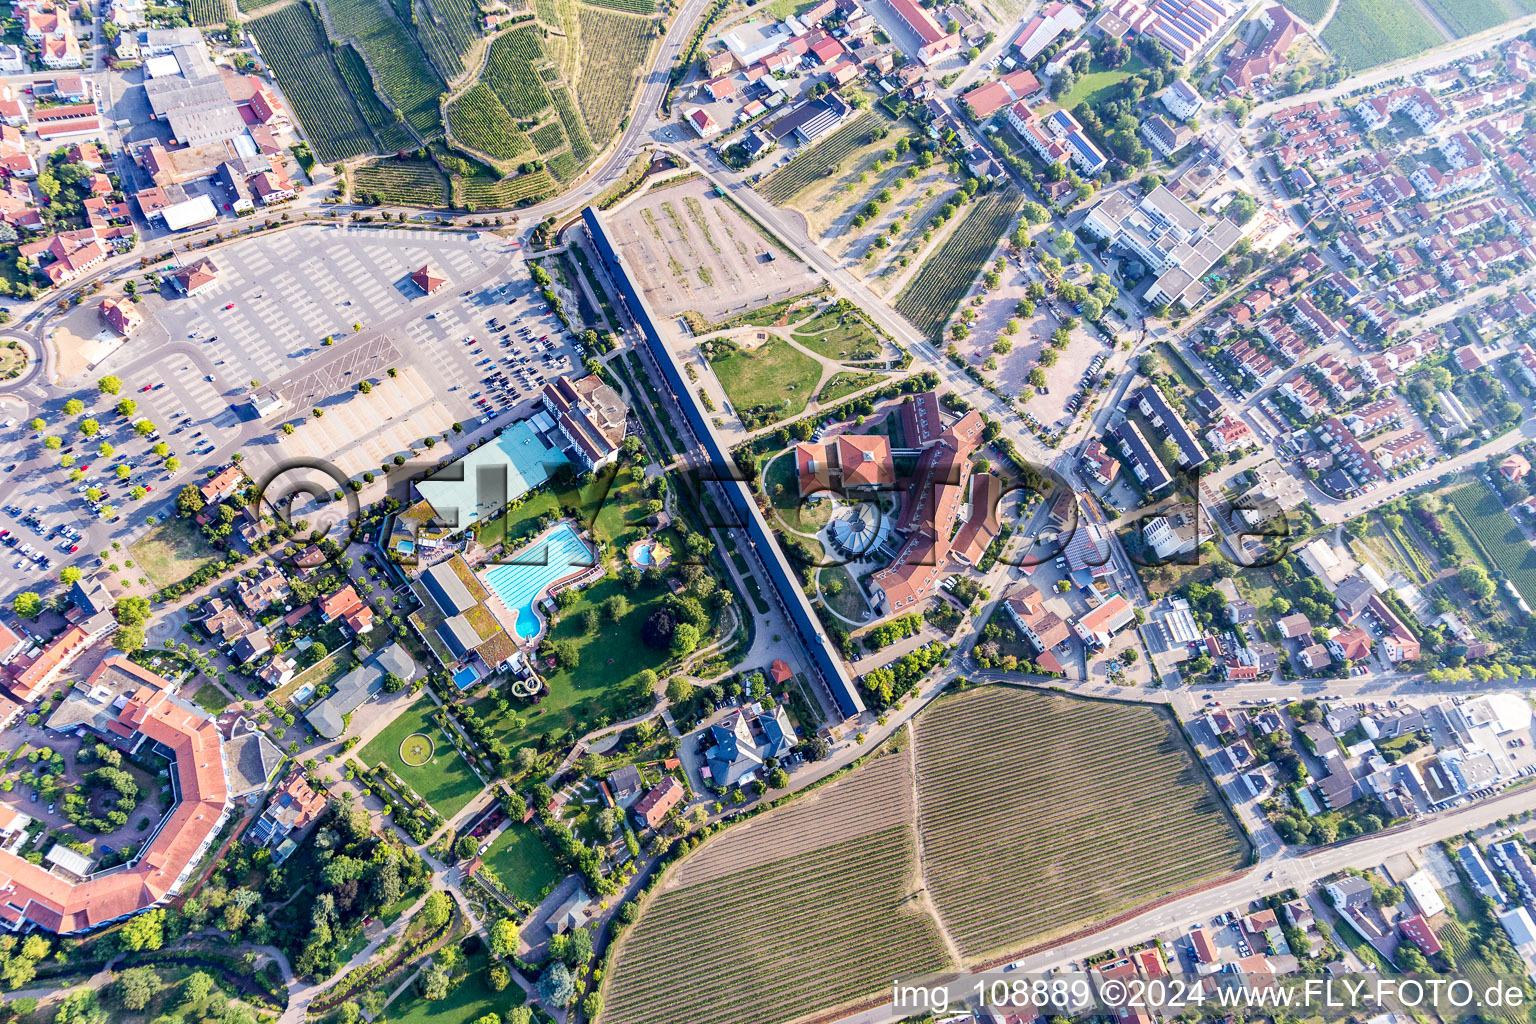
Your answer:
[2,0,1536,1022]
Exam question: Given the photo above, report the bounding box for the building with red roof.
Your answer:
[410,264,447,295]
[883,0,960,63]
[0,657,232,933]
[768,659,793,685]
[99,296,142,335]
[320,585,364,623]
[1400,914,1442,954]
[961,68,1041,119]
[631,776,684,829]
[4,625,91,702]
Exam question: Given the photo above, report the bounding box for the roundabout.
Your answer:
[399,733,435,767]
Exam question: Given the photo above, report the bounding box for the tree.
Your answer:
[98,375,123,395]
[595,806,620,838]
[670,622,699,658]
[539,962,575,1006]
[382,672,406,693]
[358,380,372,394]
[114,626,146,653]
[1050,67,1076,101]
[116,596,150,627]
[134,420,155,437]
[114,967,160,1011]
[454,835,479,861]
[421,891,452,930]
[1458,565,1495,601]
[53,991,107,1024]
[489,917,519,958]
[117,909,165,951]
[487,964,511,992]
[419,961,452,1000]
[666,676,692,706]
[59,566,82,586]
[62,398,84,415]
[116,399,136,418]
[12,592,41,619]
[79,418,100,437]
[642,608,676,649]
[176,485,205,516]
[768,767,789,789]
[807,736,832,761]
[181,972,214,1005]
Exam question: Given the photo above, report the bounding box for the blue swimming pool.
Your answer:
[397,539,416,554]
[634,543,653,565]
[482,522,595,640]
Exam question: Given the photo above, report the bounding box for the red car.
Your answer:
[139,384,152,392]
[145,485,153,492]
[68,545,78,553]
[223,303,236,310]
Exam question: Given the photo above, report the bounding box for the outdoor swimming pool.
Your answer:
[482,521,595,640]
[635,544,653,565]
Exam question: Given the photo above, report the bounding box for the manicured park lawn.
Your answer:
[384,949,524,1024]
[129,516,222,588]
[483,824,564,902]
[360,697,483,819]
[790,305,884,361]
[1054,53,1149,112]
[708,335,821,427]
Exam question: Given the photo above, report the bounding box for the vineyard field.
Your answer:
[328,0,447,138]
[585,0,654,10]
[352,160,451,206]
[447,83,530,163]
[895,188,1023,340]
[1419,0,1523,35]
[414,0,484,77]
[757,112,879,205]
[236,0,280,11]
[250,4,377,163]
[1321,0,1444,70]
[454,169,556,208]
[484,26,554,117]
[1446,482,1536,608]
[189,0,231,23]
[530,121,567,154]
[601,751,951,1024]
[337,44,417,154]
[913,687,1247,958]
[574,5,656,140]
[552,87,594,166]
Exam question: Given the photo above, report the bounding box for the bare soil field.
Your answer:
[605,178,819,320]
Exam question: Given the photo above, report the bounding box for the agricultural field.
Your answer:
[189,0,231,23]
[359,697,483,818]
[484,26,554,117]
[601,752,953,1024]
[337,44,418,153]
[757,112,882,205]
[414,0,485,78]
[1279,0,1329,19]
[446,83,531,164]
[552,87,595,166]
[453,167,556,209]
[913,687,1247,958]
[1420,0,1529,35]
[895,187,1024,341]
[352,159,451,206]
[707,335,823,429]
[327,0,447,139]
[249,3,377,163]
[129,517,222,589]
[1321,0,1447,70]
[1445,482,1536,607]
[574,5,658,141]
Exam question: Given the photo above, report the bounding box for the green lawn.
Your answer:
[1279,0,1329,19]
[383,949,525,1024]
[472,573,672,747]
[129,516,223,588]
[1054,52,1150,112]
[483,824,564,902]
[191,683,232,713]
[818,370,887,404]
[360,697,483,819]
[708,335,822,429]
[790,306,884,360]
[1322,0,1446,70]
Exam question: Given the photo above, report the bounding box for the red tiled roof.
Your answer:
[320,585,363,621]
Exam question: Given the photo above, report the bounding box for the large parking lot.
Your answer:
[0,224,581,599]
